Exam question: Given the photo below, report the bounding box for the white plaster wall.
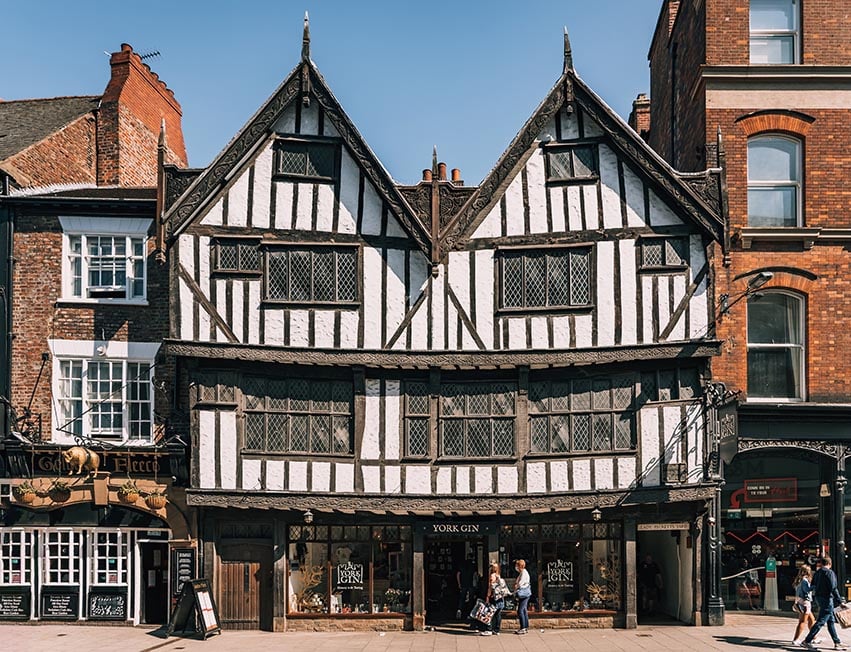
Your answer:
[526,462,547,494]
[549,186,566,232]
[273,181,294,229]
[575,314,593,348]
[242,459,262,490]
[384,381,401,461]
[430,271,445,350]
[648,190,683,226]
[312,461,331,492]
[641,276,655,343]
[272,104,296,133]
[497,467,518,494]
[200,197,223,226]
[474,467,492,494]
[315,184,335,232]
[526,149,549,233]
[598,145,622,229]
[361,177,382,236]
[405,466,431,494]
[566,186,583,231]
[385,465,401,493]
[474,250,494,346]
[689,235,709,339]
[530,317,548,348]
[552,315,570,348]
[288,461,308,491]
[640,407,661,486]
[582,186,599,229]
[596,241,615,347]
[385,249,407,347]
[504,175,524,236]
[551,460,569,492]
[663,406,683,464]
[300,101,319,135]
[436,467,453,494]
[293,182,313,230]
[252,144,273,229]
[361,379,381,459]
[228,171,249,227]
[289,309,309,347]
[595,458,614,490]
[472,205,501,239]
[617,457,637,488]
[220,412,237,490]
[338,311,358,348]
[198,410,215,488]
[623,165,646,227]
[561,109,580,139]
[336,152,359,234]
[669,275,687,340]
[335,463,355,492]
[198,236,211,340]
[362,246,382,349]
[619,239,637,345]
[248,280,261,345]
[362,465,381,493]
[266,459,286,491]
[571,459,591,491]
[685,403,703,482]
[314,310,334,348]
[455,466,470,494]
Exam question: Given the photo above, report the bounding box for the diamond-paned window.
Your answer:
[640,367,704,402]
[500,248,592,310]
[242,377,353,454]
[266,247,358,304]
[439,382,516,458]
[273,139,339,182]
[640,237,688,269]
[529,375,635,453]
[545,144,599,182]
[214,239,261,274]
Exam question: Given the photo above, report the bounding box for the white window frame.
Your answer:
[41,530,83,586]
[0,530,34,586]
[747,135,802,227]
[750,0,799,64]
[89,530,129,586]
[59,216,151,304]
[746,290,805,402]
[49,340,160,445]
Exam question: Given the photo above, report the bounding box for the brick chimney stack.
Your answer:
[97,43,187,186]
[628,93,651,141]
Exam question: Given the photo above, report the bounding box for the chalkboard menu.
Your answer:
[88,590,127,620]
[0,588,30,620]
[167,579,221,640]
[170,548,196,599]
[41,590,79,620]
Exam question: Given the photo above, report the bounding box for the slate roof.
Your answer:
[0,96,100,161]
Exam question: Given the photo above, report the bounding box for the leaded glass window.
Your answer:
[214,239,261,274]
[439,382,516,458]
[529,375,634,453]
[640,237,688,269]
[640,367,703,403]
[403,381,430,457]
[243,376,353,454]
[273,139,339,182]
[501,248,591,310]
[545,144,599,182]
[266,247,358,304]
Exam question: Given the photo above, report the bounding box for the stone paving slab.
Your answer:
[0,616,838,652]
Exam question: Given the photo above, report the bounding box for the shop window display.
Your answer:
[287,525,412,615]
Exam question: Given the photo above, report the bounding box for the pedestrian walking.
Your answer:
[792,564,818,646]
[479,562,509,636]
[801,556,847,650]
[639,554,663,615]
[455,553,478,620]
[513,559,531,635]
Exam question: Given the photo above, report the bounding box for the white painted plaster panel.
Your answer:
[445,301,457,350]
[313,310,334,348]
[231,282,244,342]
[595,458,614,490]
[409,299,428,350]
[574,314,593,349]
[583,185,600,230]
[311,462,331,492]
[617,457,637,489]
[288,461,308,492]
[549,187,566,232]
[504,176,525,236]
[663,405,683,464]
[642,276,655,343]
[561,109,579,140]
[405,466,431,494]
[436,467,453,494]
[598,146,622,230]
[338,310,358,349]
[430,272,445,350]
[596,241,616,347]
[686,403,703,483]
[361,378,381,460]
[571,459,591,491]
[385,249,407,347]
[322,120,339,138]
[361,179,382,235]
[336,152,358,234]
[455,467,471,494]
[639,407,661,486]
[178,278,193,342]
[228,172,249,227]
[315,184,335,232]
[619,240,637,345]
[448,252,470,314]
[550,461,569,492]
[362,246,383,349]
[300,101,319,135]
[362,465,381,493]
[386,210,406,238]
[583,111,603,137]
[288,309,309,348]
[384,466,401,494]
[178,235,195,276]
[474,250,494,348]
[274,181,294,230]
[252,144,273,229]
[472,205,501,239]
[410,252,430,306]
[623,166,645,227]
[552,316,571,348]
[526,462,547,494]
[263,309,284,346]
[526,149,549,233]
[657,278,670,341]
[689,235,709,339]
[669,275,687,341]
[566,186,583,232]
[497,467,518,494]
[540,116,557,141]
[220,412,237,490]
[272,105,296,133]
[294,183,313,230]
[530,317,548,348]
[215,279,227,339]
[335,463,355,492]
[200,197,223,226]
[198,236,211,340]
[508,318,526,350]
[648,190,682,226]
[242,459,262,490]
[474,467,493,494]
[198,411,215,488]
[385,380,401,461]
[266,460,285,491]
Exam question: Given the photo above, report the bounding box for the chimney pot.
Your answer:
[438,162,447,181]
[451,168,461,182]
[423,169,433,182]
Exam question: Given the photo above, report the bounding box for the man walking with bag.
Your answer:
[802,556,847,650]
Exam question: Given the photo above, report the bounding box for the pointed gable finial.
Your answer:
[563,26,573,73]
[302,11,310,61]
[432,146,439,177]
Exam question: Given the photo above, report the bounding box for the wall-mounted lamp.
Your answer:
[303,509,314,524]
[719,271,774,317]
[591,507,602,522]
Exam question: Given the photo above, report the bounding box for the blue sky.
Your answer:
[2,1,661,185]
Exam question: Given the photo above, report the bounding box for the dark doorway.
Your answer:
[218,543,273,630]
[140,542,169,624]
[425,537,485,625]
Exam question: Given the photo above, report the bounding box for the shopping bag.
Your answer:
[834,603,851,628]
[469,598,495,624]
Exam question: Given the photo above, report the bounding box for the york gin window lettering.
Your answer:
[336,562,364,590]
[546,560,574,588]
[431,523,481,534]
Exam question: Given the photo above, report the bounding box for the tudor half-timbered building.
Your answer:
[162,20,726,631]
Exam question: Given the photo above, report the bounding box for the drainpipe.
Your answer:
[0,172,12,442]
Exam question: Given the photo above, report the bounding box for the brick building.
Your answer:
[0,45,191,624]
[644,0,851,622]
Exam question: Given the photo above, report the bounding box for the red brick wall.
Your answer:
[5,115,96,188]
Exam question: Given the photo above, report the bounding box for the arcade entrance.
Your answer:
[424,537,486,625]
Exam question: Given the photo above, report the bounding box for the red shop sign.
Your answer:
[744,477,797,503]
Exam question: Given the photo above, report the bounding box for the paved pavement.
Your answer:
[0,614,838,652]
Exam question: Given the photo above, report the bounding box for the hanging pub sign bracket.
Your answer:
[167,578,221,640]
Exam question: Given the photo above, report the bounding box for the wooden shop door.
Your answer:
[218,543,273,630]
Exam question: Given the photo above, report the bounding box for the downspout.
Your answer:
[0,172,13,441]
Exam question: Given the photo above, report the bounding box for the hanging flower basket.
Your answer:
[117,480,140,504]
[145,492,167,510]
[13,481,37,504]
[49,480,72,503]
